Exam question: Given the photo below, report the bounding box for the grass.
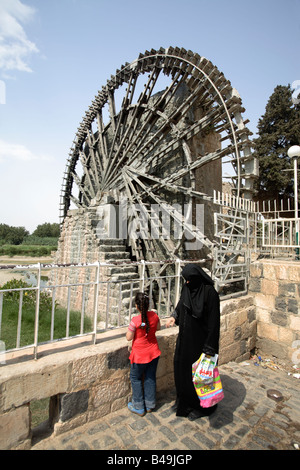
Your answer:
[0,245,56,257]
[1,296,93,351]
[0,277,93,433]
[31,398,50,429]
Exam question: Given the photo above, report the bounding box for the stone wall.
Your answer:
[0,294,256,450]
[219,295,256,364]
[52,210,139,324]
[249,259,300,362]
[0,325,176,450]
[3,256,300,450]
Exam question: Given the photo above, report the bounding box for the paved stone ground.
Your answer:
[31,360,300,452]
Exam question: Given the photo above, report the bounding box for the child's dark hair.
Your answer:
[135,292,150,335]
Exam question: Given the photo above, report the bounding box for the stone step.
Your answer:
[97,238,126,246]
[110,273,140,282]
[108,266,138,275]
[100,251,131,260]
[99,245,127,253]
[103,284,140,299]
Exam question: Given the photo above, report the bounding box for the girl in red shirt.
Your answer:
[126,292,161,416]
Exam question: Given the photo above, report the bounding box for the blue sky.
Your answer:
[0,0,299,233]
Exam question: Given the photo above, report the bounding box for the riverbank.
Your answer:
[0,255,54,286]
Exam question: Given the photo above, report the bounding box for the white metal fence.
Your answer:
[0,259,187,362]
[1,194,299,364]
[262,218,300,248]
[214,190,300,255]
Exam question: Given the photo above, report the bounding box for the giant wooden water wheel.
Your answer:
[60,47,257,294]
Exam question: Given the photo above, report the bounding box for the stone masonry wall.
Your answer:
[249,259,300,362]
[2,260,299,449]
[0,326,176,450]
[219,295,256,364]
[52,209,139,325]
[0,294,256,450]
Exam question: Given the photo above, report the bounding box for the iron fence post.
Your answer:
[33,263,41,360]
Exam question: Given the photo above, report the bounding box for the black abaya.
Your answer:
[172,265,220,417]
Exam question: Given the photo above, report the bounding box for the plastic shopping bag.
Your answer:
[192,353,218,385]
[193,367,224,408]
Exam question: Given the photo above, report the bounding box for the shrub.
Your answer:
[0,278,53,310]
[0,278,92,350]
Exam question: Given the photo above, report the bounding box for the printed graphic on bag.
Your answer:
[193,367,224,408]
[192,353,218,385]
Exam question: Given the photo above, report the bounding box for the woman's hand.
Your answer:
[166,317,176,328]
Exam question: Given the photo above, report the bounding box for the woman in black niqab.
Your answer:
[167,263,220,419]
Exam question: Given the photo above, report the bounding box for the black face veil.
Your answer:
[180,264,214,320]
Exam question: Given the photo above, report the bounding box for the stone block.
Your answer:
[261,279,278,296]
[156,373,174,392]
[256,337,286,359]
[250,262,263,278]
[234,326,242,341]
[239,339,247,355]
[156,354,170,379]
[255,293,275,311]
[275,296,287,312]
[220,295,253,316]
[247,335,256,351]
[0,405,30,449]
[278,326,294,345]
[86,403,112,424]
[53,412,88,436]
[262,263,277,280]
[243,319,257,342]
[257,322,278,343]
[288,298,299,315]
[71,354,107,390]
[255,307,270,324]
[288,266,300,282]
[279,282,296,298]
[91,377,130,409]
[111,396,129,413]
[59,389,89,422]
[226,309,247,330]
[249,278,261,293]
[237,296,255,310]
[220,329,235,349]
[1,364,71,412]
[275,264,289,280]
[290,315,300,332]
[270,310,288,327]
[107,347,130,370]
[218,343,238,365]
[247,306,256,323]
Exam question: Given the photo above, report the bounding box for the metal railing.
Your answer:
[262,218,300,248]
[214,190,300,257]
[0,259,186,363]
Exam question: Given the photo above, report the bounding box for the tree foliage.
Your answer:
[253,84,300,200]
[0,222,60,246]
[32,222,60,238]
[0,223,29,245]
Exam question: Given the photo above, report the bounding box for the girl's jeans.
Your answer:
[130,356,159,410]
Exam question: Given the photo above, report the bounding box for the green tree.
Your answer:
[0,224,11,243]
[7,226,30,245]
[32,222,60,238]
[253,84,300,200]
[0,223,29,245]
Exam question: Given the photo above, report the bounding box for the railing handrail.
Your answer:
[0,258,188,363]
